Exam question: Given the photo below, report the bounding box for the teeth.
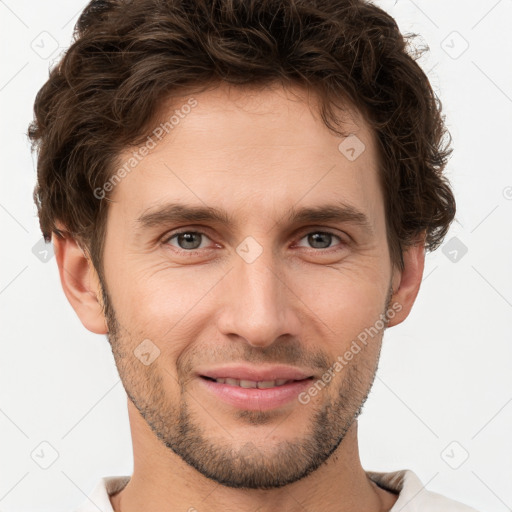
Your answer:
[257,380,276,389]
[239,379,258,388]
[213,378,293,388]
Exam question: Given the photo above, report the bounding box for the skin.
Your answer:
[54,83,425,512]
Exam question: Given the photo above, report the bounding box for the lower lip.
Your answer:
[198,377,314,411]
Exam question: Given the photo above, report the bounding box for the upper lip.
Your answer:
[197,365,313,381]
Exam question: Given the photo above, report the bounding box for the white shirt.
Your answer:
[74,469,479,511]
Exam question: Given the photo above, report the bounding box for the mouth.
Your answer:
[196,368,315,411]
[200,375,312,389]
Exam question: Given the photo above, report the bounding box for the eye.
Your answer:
[295,231,344,250]
[164,231,213,251]
[161,229,347,256]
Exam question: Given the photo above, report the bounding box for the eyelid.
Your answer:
[161,225,214,242]
[293,226,350,244]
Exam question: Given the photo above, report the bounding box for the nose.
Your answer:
[216,244,301,348]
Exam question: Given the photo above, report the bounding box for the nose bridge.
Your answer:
[217,237,298,347]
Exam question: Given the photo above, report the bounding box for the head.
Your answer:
[29,0,455,490]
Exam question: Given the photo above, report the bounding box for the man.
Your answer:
[28,0,479,510]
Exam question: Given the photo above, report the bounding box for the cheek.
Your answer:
[107,262,227,356]
[290,261,390,348]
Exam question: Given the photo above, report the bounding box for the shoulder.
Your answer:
[366,469,480,512]
[73,475,131,512]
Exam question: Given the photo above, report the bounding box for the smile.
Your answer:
[202,376,297,388]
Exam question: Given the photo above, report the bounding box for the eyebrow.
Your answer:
[136,201,374,236]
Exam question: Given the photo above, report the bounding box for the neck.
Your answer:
[110,400,398,512]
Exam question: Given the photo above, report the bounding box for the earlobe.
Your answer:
[387,233,426,328]
[52,228,108,335]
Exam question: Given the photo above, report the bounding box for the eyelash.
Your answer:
[162,229,347,255]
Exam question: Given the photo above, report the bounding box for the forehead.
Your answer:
[108,83,384,232]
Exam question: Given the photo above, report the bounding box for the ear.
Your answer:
[387,232,426,328]
[52,224,108,334]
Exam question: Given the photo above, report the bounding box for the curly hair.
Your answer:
[28,0,455,275]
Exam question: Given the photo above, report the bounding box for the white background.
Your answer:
[1,1,511,511]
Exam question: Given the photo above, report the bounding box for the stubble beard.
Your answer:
[100,277,391,489]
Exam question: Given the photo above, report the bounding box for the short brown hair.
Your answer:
[28,0,455,275]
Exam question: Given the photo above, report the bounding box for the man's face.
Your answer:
[100,84,396,488]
